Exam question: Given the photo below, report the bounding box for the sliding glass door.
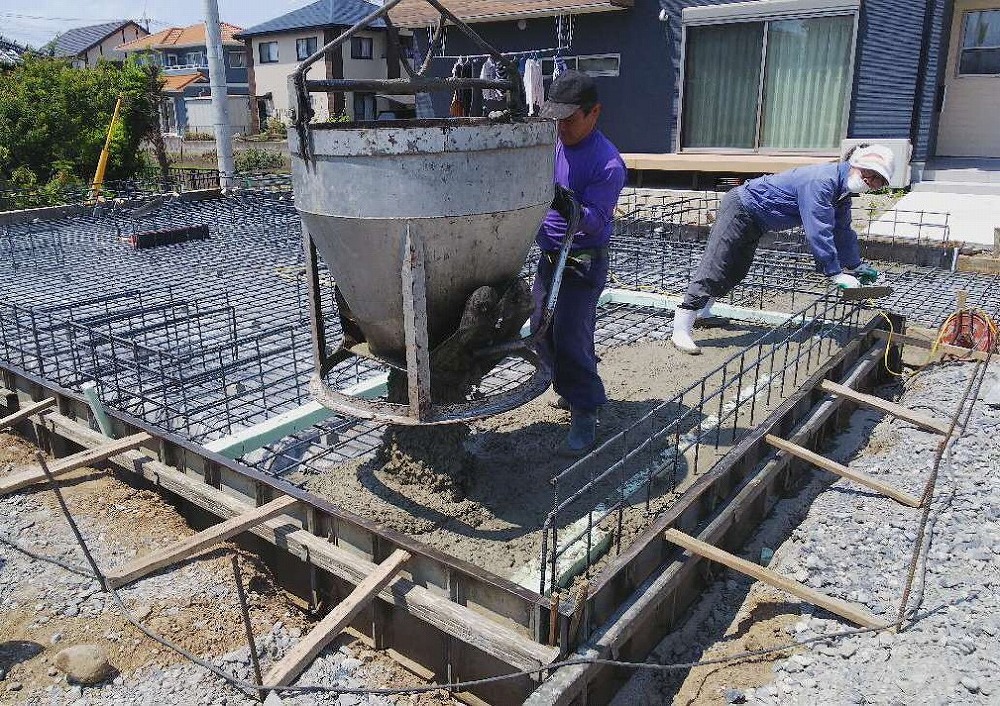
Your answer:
[682,14,856,151]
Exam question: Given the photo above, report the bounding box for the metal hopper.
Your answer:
[288,0,581,425]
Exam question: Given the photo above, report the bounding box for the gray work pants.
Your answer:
[681,189,762,311]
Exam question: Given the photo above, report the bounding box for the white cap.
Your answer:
[848,144,895,185]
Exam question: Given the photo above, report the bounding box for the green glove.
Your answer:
[848,263,879,285]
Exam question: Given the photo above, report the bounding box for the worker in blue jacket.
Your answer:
[672,143,896,355]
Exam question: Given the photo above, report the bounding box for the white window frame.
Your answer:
[296,36,318,61]
[258,41,279,64]
[540,53,620,79]
[228,50,245,68]
[677,0,861,155]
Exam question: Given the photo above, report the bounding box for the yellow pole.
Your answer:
[91,95,124,198]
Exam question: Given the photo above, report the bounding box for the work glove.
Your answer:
[846,263,880,285]
[550,185,576,222]
[830,273,861,289]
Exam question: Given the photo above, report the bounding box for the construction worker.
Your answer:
[672,143,895,355]
[533,70,626,456]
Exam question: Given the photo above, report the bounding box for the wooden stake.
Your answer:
[0,432,151,495]
[664,528,884,628]
[871,329,991,363]
[766,434,921,507]
[818,380,950,435]
[105,495,299,588]
[0,397,56,430]
[265,548,411,687]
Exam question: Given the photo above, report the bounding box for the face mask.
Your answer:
[847,173,870,194]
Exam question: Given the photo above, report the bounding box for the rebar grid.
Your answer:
[2,187,998,450]
[537,294,870,594]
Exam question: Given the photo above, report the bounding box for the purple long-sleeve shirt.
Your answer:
[537,129,626,252]
[737,162,860,276]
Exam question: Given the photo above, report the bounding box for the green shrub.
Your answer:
[235,147,285,173]
[184,130,214,141]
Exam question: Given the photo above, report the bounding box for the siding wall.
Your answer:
[416,1,953,159]
[421,7,673,153]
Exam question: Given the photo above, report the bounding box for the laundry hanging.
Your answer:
[523,58,544,116]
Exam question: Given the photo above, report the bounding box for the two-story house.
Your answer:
[47,20,149,69]
[118,22,252,136]
[390,0,1000,190]
[236,0,415,133]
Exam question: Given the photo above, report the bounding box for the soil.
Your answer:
[296,319,831,587]
[0,431,452,704]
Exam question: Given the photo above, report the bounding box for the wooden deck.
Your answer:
[622,152,837,184]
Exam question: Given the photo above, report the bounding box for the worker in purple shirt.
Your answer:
[672,143,896,355]
[532,70,626,456]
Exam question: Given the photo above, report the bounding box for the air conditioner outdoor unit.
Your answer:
[839,138,912,189]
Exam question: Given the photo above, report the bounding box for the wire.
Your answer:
[930,308,999,360]
[876,310,909,378]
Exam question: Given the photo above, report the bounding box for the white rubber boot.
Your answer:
[671,307,702,355]
[698,297,716,319]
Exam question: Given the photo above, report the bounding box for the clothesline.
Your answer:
[432,45,570,61]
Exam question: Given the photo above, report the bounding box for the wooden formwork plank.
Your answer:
[265,548,411,687]
[0,431,151,495]
[664,528,883,628]
[765,434,922,508]
[818,379,950,435]
[28,412,559,674]
[105,495,300,588]
[871,329,992,363]
[0,397,55,430]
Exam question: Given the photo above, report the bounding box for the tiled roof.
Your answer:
[387,0,632,27]
[48,20,140,58]
[236,0,385,38]
[118,22,243,52]
[161,72,208,92]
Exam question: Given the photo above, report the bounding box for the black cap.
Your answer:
[539,70,598,120]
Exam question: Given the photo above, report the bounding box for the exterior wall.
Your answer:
[428,1,951,158]
[248,30,389,123]
[913,0,953,162]
[184,95,252,135]
[422,8,672,153]
[77,23,147,67]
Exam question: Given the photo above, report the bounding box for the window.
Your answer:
[682,15,855,150]
[540,55,620,79]
[258,41,278,64]
[296,36,318,61]
[353,92,376,120]
[184,50,204,66]
[165,53,179,67]
[228,50,245,68]
[351,36,373,60]
[959,10,1000,75]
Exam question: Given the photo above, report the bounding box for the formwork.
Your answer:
[2,183,999,704]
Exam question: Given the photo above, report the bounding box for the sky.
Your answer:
[2,0,319,48]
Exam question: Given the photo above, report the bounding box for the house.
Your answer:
[47,20,149,69]
[0,37,29,67]
[236,0,415,133]
[117,23,251,136]
[387,0,1000,188]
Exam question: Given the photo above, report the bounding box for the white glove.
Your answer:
[830,273,860,289]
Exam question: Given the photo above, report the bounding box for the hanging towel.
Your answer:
[480,57,503,102]
[523,59,544,116]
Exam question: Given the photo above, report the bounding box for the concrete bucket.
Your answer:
[287,0,580,425]
[291,118,555,364]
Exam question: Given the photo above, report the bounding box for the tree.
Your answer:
[0,55,164,200]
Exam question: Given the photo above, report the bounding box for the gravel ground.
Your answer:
[0,433,453,706]
[614,360,1000,705]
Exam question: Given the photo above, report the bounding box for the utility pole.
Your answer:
[203,0,235,189]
